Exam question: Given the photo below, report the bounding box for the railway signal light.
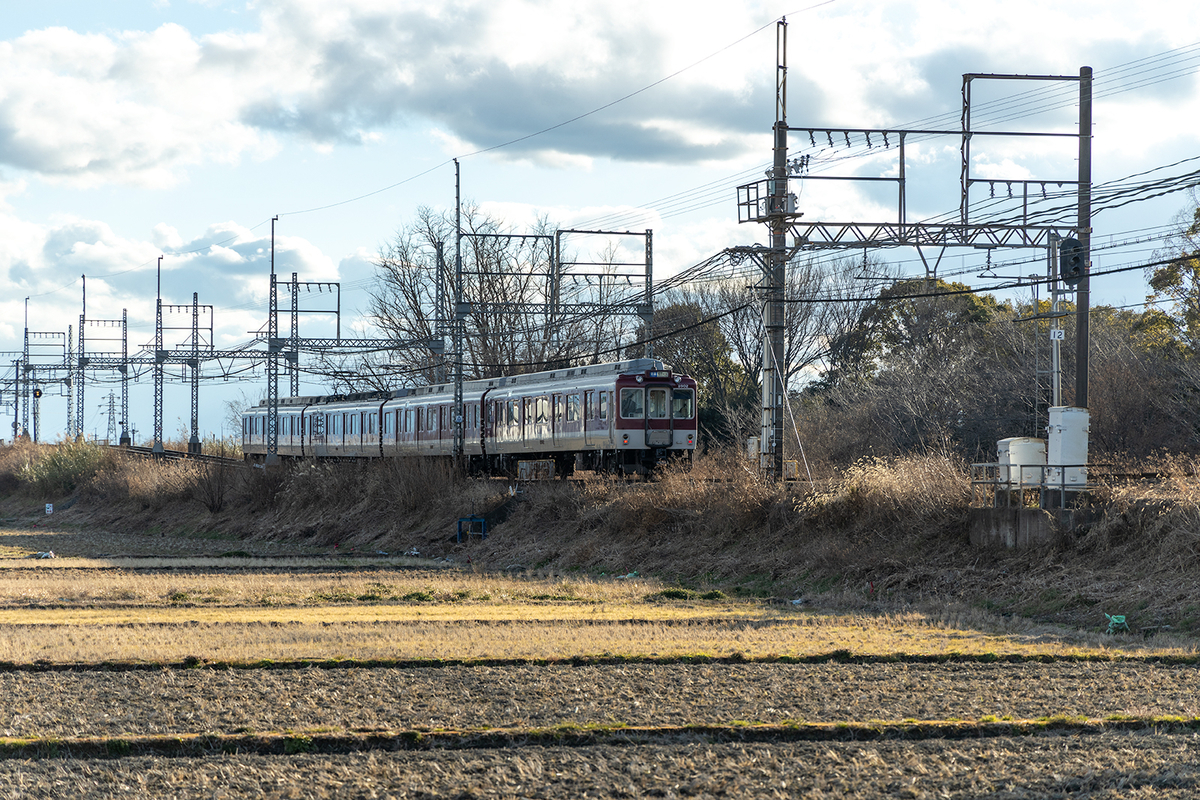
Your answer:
[1059,238,1085,285]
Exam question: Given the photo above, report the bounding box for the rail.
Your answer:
[112,444,244,468]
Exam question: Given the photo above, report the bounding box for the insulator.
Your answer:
[865,132,872,148]
[883,132,890,148]
[989,182,995,198]
[809,131,816,147]
[827,132,834,148]
[843,132,851,148]
[1006,182,1013,198]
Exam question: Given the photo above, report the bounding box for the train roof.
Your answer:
[254,358,673,408]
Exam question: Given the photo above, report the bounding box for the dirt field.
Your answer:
[1,734,1198,799]
[2,525,1200,797]
[3,662,1200,738]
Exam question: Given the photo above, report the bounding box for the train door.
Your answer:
[551,394,563,447]
[565,393,581,449]
[583,391,593,447]
[645,385,672,447]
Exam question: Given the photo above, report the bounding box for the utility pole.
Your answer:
[119,309,130,446]
[453,160,465,467]
[290,272,300,398]
[761,18,789,480]
[1075,66,1092,408]
[434,240,446,383]
[153,256,164,454]
[266,216,280,465]
[66,324,74,439]
[77,277,86,441]
[21,298,29,439]
[188,292,201,454]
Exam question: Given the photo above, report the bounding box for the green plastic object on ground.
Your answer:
[1105,613,1129,635]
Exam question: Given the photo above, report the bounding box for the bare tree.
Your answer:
[358,206,637,389]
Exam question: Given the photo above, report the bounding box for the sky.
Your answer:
[2,0,1199,442]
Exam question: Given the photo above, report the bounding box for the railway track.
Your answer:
[111,444,244,468]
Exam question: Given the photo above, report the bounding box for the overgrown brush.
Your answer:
[83,455,201,510]
[1076,452,1200,569]
[1,440,111,498]
[797,452,971,537]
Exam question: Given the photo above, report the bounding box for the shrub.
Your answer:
[15,440,110,498]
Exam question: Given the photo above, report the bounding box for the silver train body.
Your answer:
[241,358,699,474]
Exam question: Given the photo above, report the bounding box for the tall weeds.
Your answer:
[0,440,110,498]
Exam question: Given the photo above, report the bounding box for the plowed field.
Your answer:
[2,526,1199,797]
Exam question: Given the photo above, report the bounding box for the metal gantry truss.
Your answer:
[737,17,1092,479]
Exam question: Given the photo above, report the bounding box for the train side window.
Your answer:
[647,388,668,419]
[620,388,645,418]
[552,395,563,425]
[599,392,609,421]
[523,398,533,430]
[567,394,580,423]
[535,397,549,425]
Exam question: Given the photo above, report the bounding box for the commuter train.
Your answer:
[241,358,698,475]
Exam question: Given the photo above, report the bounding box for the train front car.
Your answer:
[612,365,698,475]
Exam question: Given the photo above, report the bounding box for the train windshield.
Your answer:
[620,388,644,418]
[672,388,695,419]
[647,388,668,419]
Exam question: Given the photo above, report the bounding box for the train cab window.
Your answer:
[620,388,645,418]
[567,394,580,423]
[647,388,668,419]
[672,389,695,419]
[599,392,609,421]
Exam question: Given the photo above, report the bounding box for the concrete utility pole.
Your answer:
[761,18,789,480]
[1075,66,1092,408]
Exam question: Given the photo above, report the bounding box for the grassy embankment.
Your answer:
[4,440,1200,638]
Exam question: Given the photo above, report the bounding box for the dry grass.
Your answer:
[0,560,1193,664]
[0,567,658,608]
[1,607,1193,664]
